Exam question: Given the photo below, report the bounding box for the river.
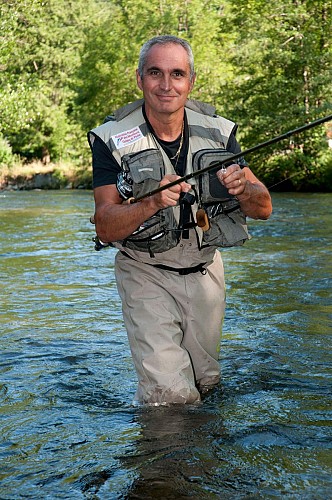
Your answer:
[0,190,331,499]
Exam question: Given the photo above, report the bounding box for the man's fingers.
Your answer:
[180,181,192,192]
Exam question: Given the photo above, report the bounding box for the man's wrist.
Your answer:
[236,181,252,202]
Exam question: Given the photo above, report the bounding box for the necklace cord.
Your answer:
[169,121,184,161]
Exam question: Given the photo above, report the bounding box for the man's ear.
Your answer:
[190,72,196,92]
[136,69,143,91]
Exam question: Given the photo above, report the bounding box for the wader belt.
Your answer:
[120,251,207,275]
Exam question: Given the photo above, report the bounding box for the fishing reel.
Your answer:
[90,215,111,251]
[92,235,111,251]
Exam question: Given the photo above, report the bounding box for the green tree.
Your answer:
[217,0,332,189]
[0,0,100,162]
[1,0,331,189]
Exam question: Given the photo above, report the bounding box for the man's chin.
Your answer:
[154,100,182,114]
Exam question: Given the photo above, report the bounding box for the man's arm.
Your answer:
[91,134,191,243]
[93,175,191,243]
[217,164,272,220]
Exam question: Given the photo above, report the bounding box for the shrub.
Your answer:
[0,135,17,168]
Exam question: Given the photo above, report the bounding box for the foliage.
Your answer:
[217,0,332,188]
[0,134,18,168]
[262,148,332,192]
[1,0,331,190]
[0,0,98,162]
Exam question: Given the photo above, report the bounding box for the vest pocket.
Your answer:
[120,149,180,255]
[193,149,236,202]
[192,149,250,247]
[122,149,164,185]
[123,208,180,255]
[203,208,250,247]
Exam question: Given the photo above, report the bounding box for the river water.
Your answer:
[0,190,331,499]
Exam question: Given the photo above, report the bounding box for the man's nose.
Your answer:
[160,75,171,91]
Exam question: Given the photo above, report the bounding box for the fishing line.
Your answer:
[267,171,304,191]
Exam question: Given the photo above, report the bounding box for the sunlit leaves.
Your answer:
[1,0,331,188]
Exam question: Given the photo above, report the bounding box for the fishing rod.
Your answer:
[130,113,332,203]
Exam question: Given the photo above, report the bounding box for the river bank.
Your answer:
[1,161,332,192]
[0,162,92,191]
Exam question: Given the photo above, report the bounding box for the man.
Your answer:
[88,35,272,405]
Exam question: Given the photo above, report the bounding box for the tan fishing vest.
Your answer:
[89,99,250,262]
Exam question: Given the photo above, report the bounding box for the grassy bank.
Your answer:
[0,162,93,191]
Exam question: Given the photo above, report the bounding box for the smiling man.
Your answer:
[88,35,272,405]
[136,41,196,128]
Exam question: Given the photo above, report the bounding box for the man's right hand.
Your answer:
[93,175,191,244]
[152,174,191,209]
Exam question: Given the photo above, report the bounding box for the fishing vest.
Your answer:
[89,99,250,257]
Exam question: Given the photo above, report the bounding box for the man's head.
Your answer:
[137,35,195,80]
[136,35,196,119]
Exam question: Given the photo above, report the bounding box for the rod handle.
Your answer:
[196,208,210,231]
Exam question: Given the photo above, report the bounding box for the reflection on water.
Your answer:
[0,190,331,498]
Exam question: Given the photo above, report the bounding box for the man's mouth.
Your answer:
[156,94,177,100]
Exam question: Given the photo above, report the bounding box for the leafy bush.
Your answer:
[261,147,332,192]
[304,149,332,191]
[0,135,17,167]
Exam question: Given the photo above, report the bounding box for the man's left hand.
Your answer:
[216,164,246,196]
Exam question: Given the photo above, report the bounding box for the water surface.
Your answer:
[0,190,331,499]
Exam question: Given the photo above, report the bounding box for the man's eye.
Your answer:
[173,71,184,78]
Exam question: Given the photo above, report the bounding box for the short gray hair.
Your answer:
[138,35,195,79]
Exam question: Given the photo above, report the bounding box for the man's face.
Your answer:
[136,43,195,117]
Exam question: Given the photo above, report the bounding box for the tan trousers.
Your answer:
[115,250,225,404]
